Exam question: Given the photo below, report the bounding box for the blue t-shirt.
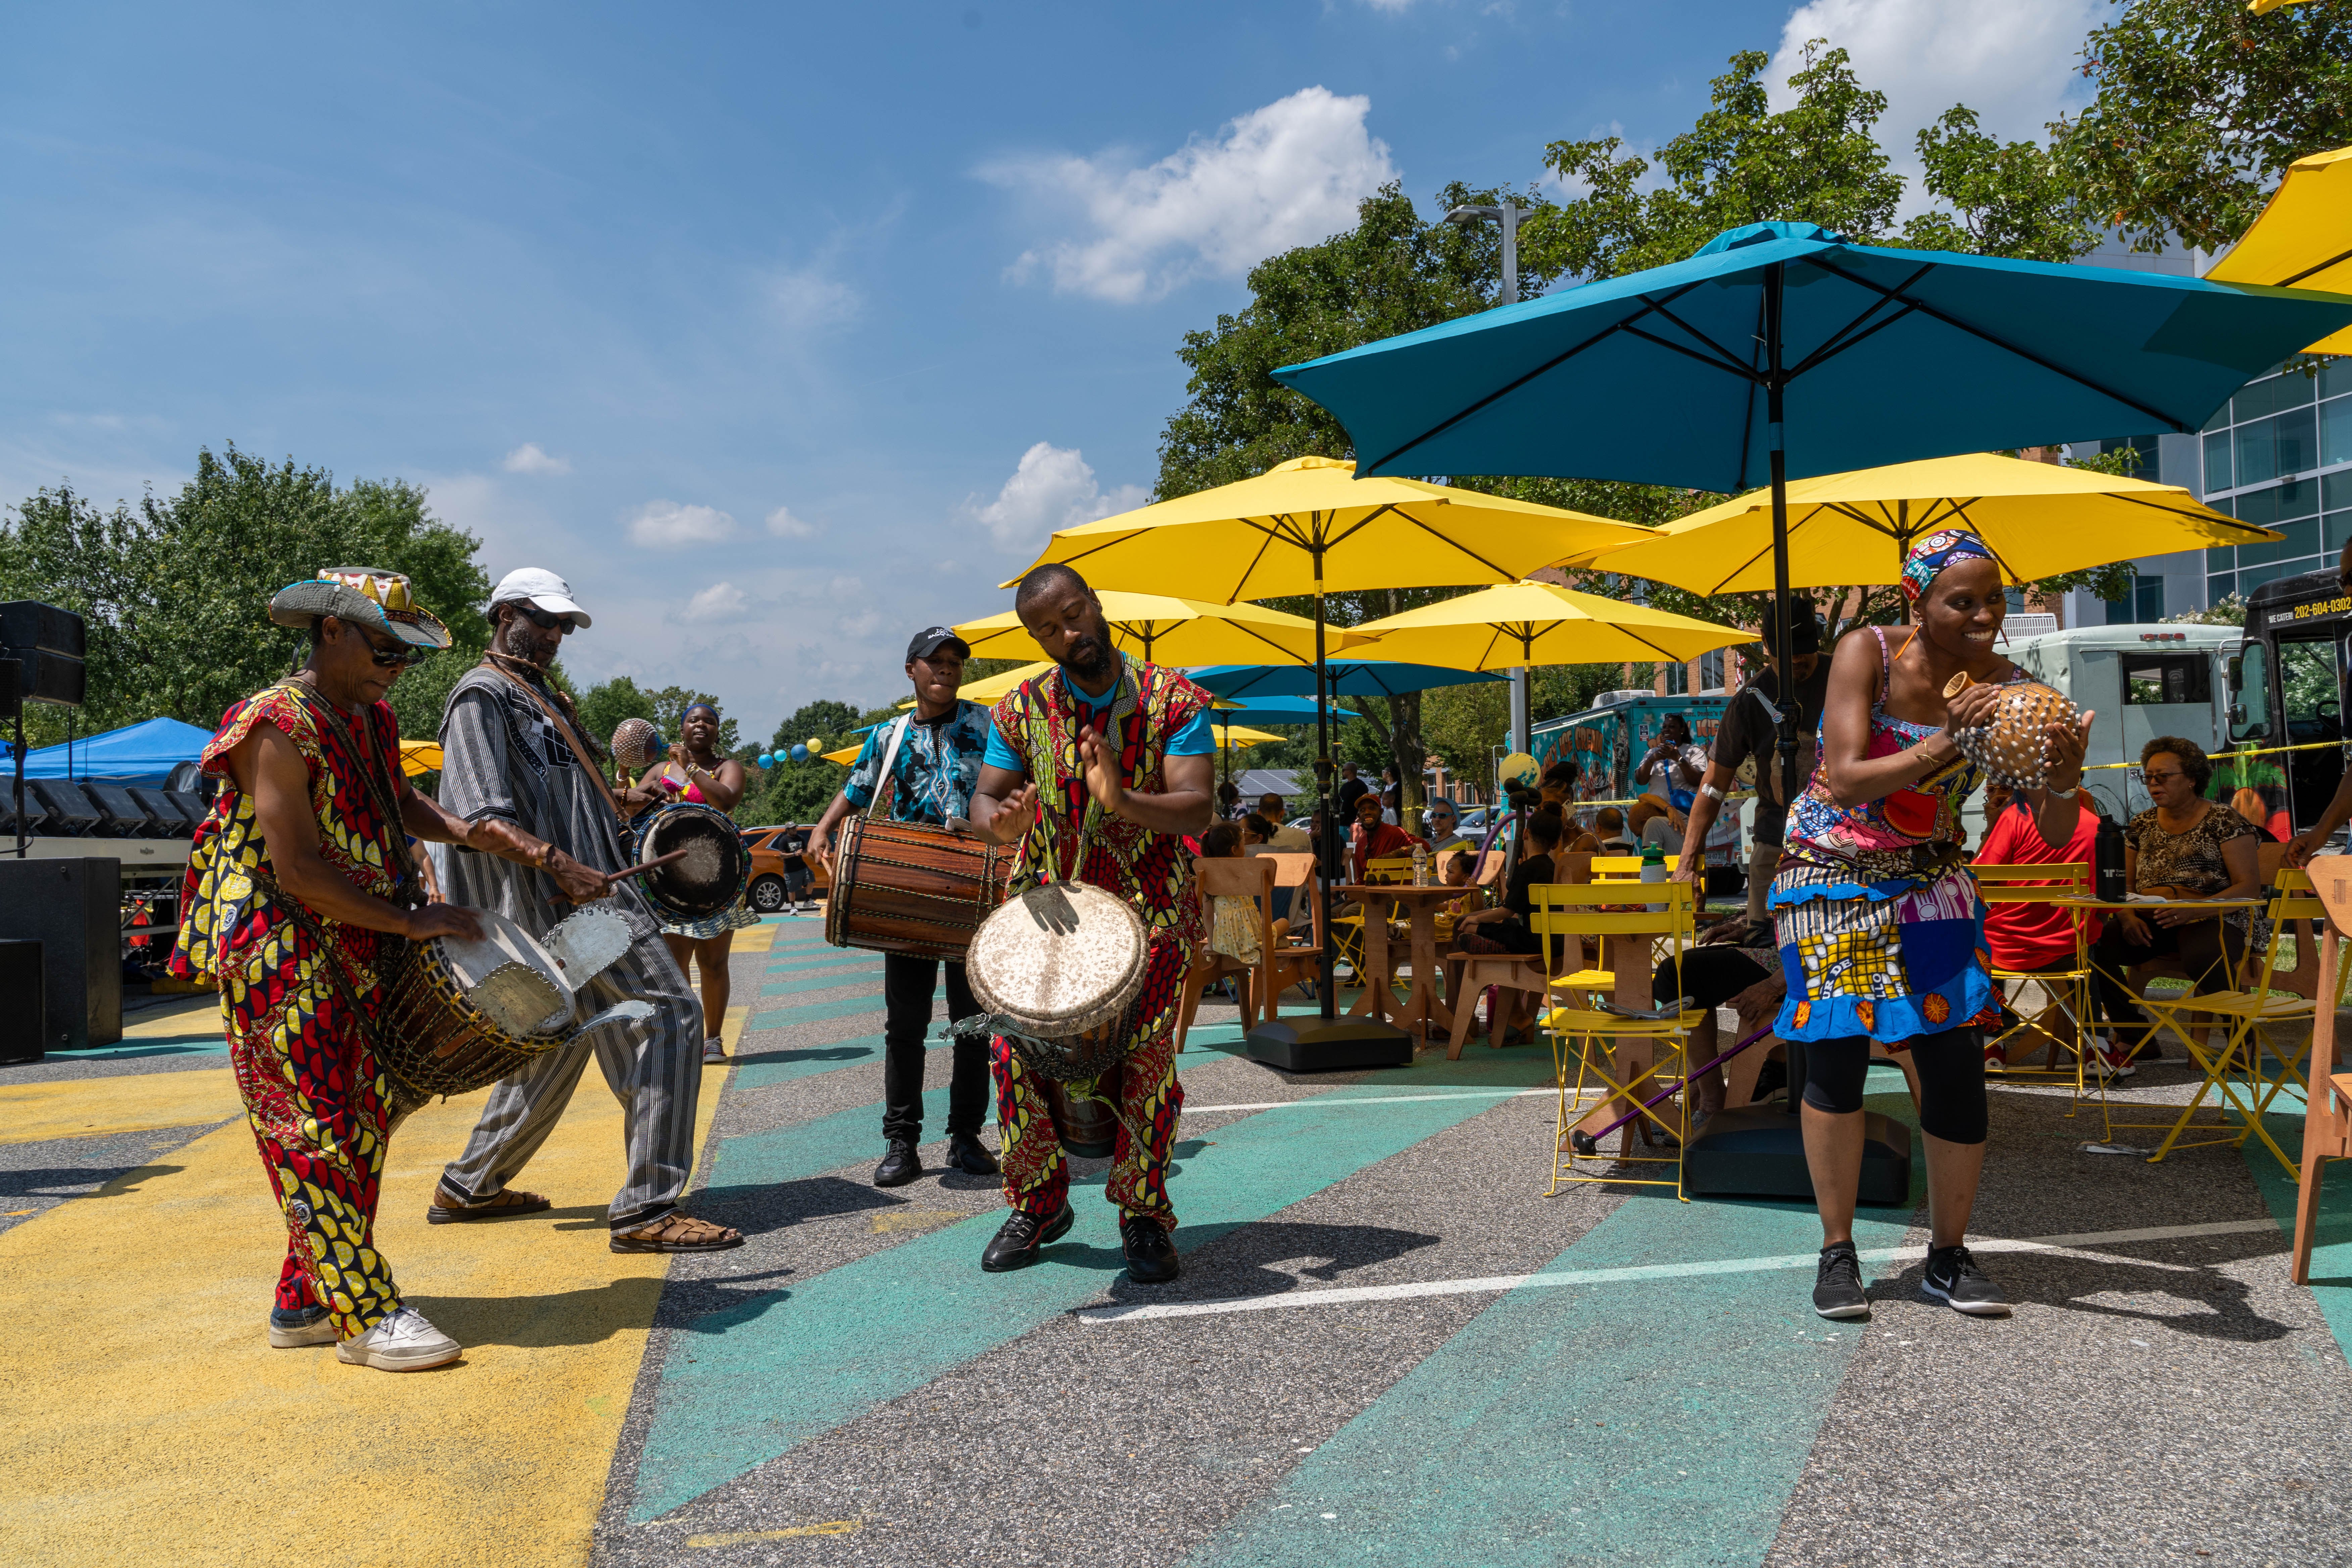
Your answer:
[981,669,1214,773]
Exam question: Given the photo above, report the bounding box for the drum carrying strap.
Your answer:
[863,715,912,822]
[482,655,623,820]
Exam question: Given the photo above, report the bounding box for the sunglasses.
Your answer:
[360,633,429,669]
[513,602,581,633]
[2134,768,2185,785]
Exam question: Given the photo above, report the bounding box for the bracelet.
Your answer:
[536,841,558,872]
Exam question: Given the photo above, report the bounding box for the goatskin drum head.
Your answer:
[966,881,1147,1037]
[435,909,573,1038]
[544,904,631,989]
[638,802,749,920]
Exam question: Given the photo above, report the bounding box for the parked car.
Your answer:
[740,823,826,913]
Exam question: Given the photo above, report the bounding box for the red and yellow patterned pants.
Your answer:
[990,938,1186,1229]
[223,927,402,1341]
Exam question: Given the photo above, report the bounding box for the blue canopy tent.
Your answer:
[23,717,214,787]
[1272,219,2352,1196]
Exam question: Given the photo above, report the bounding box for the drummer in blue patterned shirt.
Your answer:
[813,626,1002,1189]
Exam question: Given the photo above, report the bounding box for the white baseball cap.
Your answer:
[488,566,592,627]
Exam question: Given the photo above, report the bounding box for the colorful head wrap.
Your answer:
[1900,529,1996,603]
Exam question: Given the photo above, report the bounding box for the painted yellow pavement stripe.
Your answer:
[0,1066,239,1144]
[1,1011,733,1567]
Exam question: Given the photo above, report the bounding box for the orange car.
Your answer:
[739,824,829,914]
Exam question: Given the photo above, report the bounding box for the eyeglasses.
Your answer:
[513,602,580,633]
[362,638,427,668]
[2134,769,2185,785]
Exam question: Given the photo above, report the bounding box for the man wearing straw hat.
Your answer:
[172,568,606,1370]
[426,567,743,1256]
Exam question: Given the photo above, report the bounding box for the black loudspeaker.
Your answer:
[78,782,152,838]
[0,859,121,1050]
[27,780,99,836]
[0,602,85,708]
[0,939,42,1064]
[0,657,18,721]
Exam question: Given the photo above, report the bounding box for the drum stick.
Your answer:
[555,846,694,902]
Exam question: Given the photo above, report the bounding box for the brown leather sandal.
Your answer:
[609,1212,744,1254]
[426,1184,552,1225]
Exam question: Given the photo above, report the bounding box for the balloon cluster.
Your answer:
[753,736,831,769]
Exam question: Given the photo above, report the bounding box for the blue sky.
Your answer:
[0,0,2102,726]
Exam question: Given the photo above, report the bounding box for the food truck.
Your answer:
[2226,568,2351,839]
[1530,691,1741,859]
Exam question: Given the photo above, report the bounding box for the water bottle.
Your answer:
[1412,843,1430,887]
[2094,815,2127,902]
[1640,839,1668,912]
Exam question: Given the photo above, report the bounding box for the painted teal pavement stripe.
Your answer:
[757,971,893,998]
[1181,1092,1927,1568]
[731,1031,962,1092]
[2242,1096,2352,1362]
[698,1085,954,1215]
[763,953,884,974]
[631,1040,1560,1521]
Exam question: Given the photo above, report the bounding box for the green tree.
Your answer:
[2053,0,2352,254]
[576,676,659,757]
[1899,106,2098,262]
[0,446,489,746]
[737,697,867,827]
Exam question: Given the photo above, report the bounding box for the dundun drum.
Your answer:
[624,801,749,923]
[826,817,1013,960]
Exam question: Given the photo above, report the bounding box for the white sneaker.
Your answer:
[336,1307,461,1371]
[703,1037,726,1063]
[267,1309,337,1349]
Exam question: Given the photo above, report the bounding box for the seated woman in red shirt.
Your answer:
[1974,789,2122,1077]
[1347,789,1428,881]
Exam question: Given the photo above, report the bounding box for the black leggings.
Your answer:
[1800,1028,1988,1146]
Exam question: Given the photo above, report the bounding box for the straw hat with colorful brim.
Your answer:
[267,567,453,649]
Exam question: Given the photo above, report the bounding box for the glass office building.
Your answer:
[2197,360,2352,603]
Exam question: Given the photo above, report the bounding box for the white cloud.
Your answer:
[501,442,571,476]
[1771,0,2103,214]
[765,264,861,332]
[966,442,1146,555]
[984,86,1397,303]
[685,582,751,621]
[765,504,817,539]
[627,499,738,549]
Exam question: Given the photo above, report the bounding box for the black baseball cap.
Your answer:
[908,626,972,661]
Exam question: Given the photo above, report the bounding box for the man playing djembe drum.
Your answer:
[171,568,610,1371]
[967,564,1216,1282]
[428,567,742,1256]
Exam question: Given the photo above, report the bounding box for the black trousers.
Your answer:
[882,951,988,1145]
[2090,919,2246,1047]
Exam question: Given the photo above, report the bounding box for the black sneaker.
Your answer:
[980,1203,1074,1272]
[873,1140,921,1188]
[1921,1244,2011,1317]
[1750,1057,1789,1106]
[1812,1242,1869,1320]
[1119,1215,1181,1284]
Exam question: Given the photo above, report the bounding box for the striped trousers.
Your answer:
[439,934,705,1229]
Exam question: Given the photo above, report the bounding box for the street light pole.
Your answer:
[1445,201,1532,756]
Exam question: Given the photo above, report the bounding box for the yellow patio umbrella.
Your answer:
[399,740,443,777]
[1209,721,1284,749]
[821,742,863,766]
[954,591,1372,666]
[897,658,1057,712]
[1014,455,1651,603]
[2206,145,2352,353]
[1341,580,1750,668]
[1578,451,2282,594]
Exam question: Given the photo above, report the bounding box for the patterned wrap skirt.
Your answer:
[1767,858,1997,1047]
[659,896,761,942]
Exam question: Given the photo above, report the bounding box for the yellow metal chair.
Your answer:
[1534,880,1707,1199]
[1969,861,2098,1114]
[2137,868,2332,1175]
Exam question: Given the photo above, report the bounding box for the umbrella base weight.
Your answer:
[1681,1105,1912,1205]
[1244,1016,1413,1073]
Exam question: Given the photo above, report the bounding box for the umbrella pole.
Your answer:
[1240,547,1411,1071]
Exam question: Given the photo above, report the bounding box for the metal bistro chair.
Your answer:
[1537,879,1707,1200]
[1969,861,2099,1114]
[2136,867,2333,1176]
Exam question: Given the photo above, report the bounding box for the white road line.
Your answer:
[1076,1218,2282,1324]
[1183,1089,1570,1114]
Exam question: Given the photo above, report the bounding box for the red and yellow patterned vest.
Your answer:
[990,654,1208,965]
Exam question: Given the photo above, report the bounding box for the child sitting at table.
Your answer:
[1198,821,1263,965]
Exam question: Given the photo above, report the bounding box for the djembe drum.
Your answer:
[376,904,649,1117]
[965,881,1149,1158]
